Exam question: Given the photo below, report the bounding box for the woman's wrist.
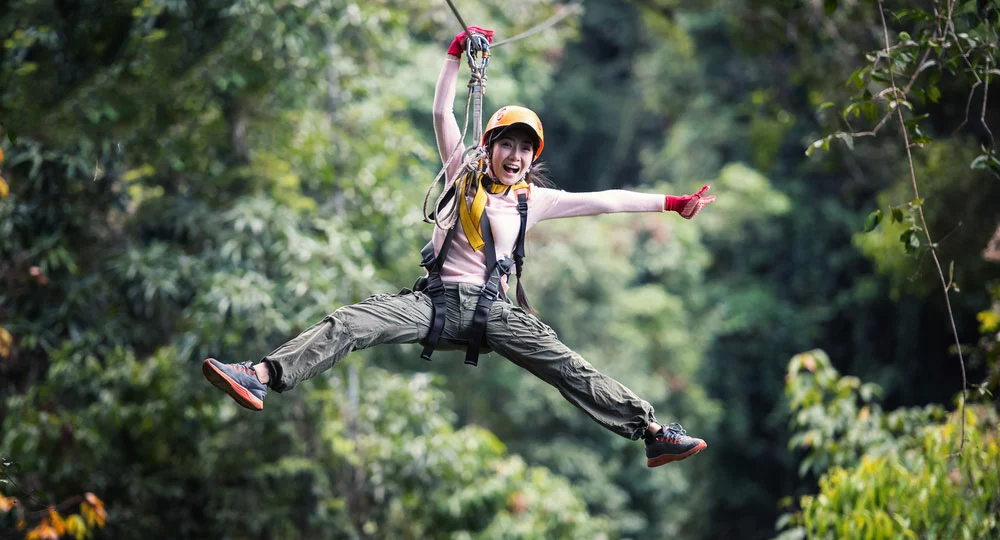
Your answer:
[664,195,681,212]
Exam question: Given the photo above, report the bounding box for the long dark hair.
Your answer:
[485,127,552,314]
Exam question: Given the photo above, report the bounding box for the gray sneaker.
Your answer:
[644,423,707,467]
[202,358,267,410]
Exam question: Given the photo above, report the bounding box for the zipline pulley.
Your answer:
[465,32,490,147]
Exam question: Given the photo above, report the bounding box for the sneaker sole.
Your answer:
[202,359,264,411]
[646,440,707,468]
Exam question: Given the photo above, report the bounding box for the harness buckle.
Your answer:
[426,282,445,296]
[497,258,515,275]
[480,279,500,302]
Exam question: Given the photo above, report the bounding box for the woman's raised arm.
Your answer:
[433,27,493,181]
[433,56,464,180]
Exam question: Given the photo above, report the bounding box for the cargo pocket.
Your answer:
[509,306,559,340]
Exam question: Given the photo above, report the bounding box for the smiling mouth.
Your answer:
[502,164,520,175]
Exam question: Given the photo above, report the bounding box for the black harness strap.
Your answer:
[419,224,456,361]
[512,190,528,281]
[465,212,507,366]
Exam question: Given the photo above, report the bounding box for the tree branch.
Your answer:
[877,0,968,454]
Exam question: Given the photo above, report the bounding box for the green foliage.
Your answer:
[1,0,613,538]
[779,350,1000,540]
[1,345,609,538]
[808,0,1000,270]
[3,0,999,538]
[853,141,1000,298]
[972,282,1000,399]
[785,350,947,478]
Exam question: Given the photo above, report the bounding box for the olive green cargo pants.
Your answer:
[263,283,656,440]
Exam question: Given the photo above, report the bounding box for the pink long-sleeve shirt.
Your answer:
[432,187,664,286]
[431,56,665,286]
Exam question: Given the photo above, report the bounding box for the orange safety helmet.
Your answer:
[482,105,544,160]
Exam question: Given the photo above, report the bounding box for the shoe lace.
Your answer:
[234,361,256,376]
[658,422,688,443]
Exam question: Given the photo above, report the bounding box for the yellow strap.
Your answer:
[485,179,529,194]
[458,174,530,251]
[458,172,488,250]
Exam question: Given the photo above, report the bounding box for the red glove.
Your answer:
[447,26,494,57]
[665,185,715,219]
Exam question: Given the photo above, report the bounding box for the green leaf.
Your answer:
[927,85,941,103]
[970,154,990,169]
[847,65,871,89]
[900,229,921,253]
[862,102,879,123]
[864,209,883,232]
[835,132,854,150]
[890,207,904,223]
[898,31,911,41]
[806,138,828,156]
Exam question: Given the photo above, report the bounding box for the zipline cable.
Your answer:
[492,3,583,48]
[444,0,475,47]
[443,0,582,50]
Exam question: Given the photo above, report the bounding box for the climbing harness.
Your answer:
[418,176,530,367]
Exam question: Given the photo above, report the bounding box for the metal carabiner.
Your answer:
[464,32,491,72]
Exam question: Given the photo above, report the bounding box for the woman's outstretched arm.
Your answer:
[529,186,715,224]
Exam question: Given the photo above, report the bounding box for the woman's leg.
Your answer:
[484,302,656,441]
[205,290,435,409]
[264,290,434,392]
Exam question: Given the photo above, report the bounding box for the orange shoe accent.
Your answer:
[202,359,264,411]
[646,440,707,468]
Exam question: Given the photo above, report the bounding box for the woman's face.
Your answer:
[489,128,536,185]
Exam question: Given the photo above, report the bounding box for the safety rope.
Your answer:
[421,88,473,227]
[420,40,490,231]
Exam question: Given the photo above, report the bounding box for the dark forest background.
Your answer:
[2,1,998,538]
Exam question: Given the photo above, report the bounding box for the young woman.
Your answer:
[202,27,715,467]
